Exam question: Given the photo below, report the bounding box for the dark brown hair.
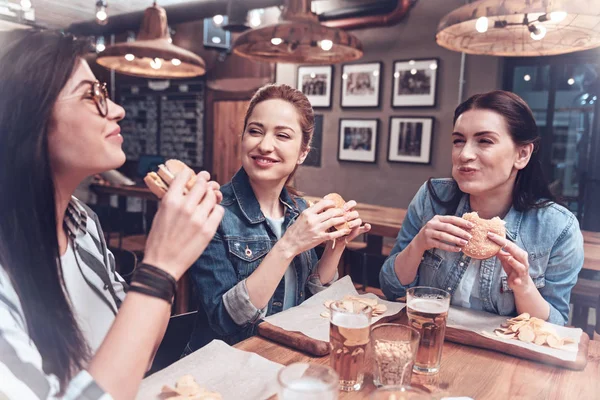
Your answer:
[428,90,555,213]
[0,31,91,391]
[242,83,314,197]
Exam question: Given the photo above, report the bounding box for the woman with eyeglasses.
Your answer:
[0,32,224,399]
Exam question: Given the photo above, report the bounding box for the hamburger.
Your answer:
[323,193,350,249]
[143,159,197,199]
[461,212,506,259]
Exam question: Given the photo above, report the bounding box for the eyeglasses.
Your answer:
[90,81,109,117]
[57,80,109,117]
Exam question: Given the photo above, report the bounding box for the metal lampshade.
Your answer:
[436,0,600,57]
[233,0,363,64]
[96,2,205,79]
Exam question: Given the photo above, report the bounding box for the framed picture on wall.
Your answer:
[297,65,333,108]
[392,58,439,107]
[388,116,434,164]
[341,62,382,108]
[338,118,379,163]
[303,114,323,167]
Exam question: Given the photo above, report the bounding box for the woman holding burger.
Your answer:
[0,32,223,399]
[186,84,371,351]
[380,90,583,325]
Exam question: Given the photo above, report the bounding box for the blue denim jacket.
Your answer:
[187,168,324,350]
[379,179,584,325]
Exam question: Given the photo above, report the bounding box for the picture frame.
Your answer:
[392,58,439,108]
[303,114,323,167]
[341,62,382,108]
[338,118,379,164]
[297,65,333,108]
[387,116,434,164]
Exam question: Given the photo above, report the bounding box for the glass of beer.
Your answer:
[371,323,420,387]
[277,363,339,400]
[329,300,372,391]
[406,287,450,375]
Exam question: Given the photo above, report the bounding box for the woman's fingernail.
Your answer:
[461,239,468,246]
[487,232,495,238]
[467,234,473,240]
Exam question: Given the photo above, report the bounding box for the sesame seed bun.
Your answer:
[462,211,506,259]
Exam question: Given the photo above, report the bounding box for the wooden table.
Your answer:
[235,331,600,400]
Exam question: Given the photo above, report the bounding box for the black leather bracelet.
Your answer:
[129,263,177,304]
[129,285,172,303]
[137,263,177,293]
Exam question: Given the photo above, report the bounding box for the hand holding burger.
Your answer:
[323,193,371,249]
[141,161,224,280]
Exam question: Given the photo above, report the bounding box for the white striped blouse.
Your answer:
[0,197,126,399]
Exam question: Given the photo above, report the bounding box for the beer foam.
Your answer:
[408,298,449,314]
[331,312,370,329]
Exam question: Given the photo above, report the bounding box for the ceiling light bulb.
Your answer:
[342,73,348,80]
[530,24,546,40]
[429,62,438,70]
[568,78,575,85]
[250,11,262,27]
[95,36,105,53]
[373,70,379,77]
[211,36,222,44]
[524,74,531,81]
[394,72,400,79]
[125,53,135,61]
[475,16,489,33]
[410,68,417,75]
[320,40,333,51]
[150,58,162,70]
[550,11,567,23]
[213,14,224,25]
[20,0,31,10]
[310,73,316,79]
[409,60,416,65]
[271,38,283,45]
[171,58,181,66]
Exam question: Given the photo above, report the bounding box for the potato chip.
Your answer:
[491,314,574,350]
[162,376,222,399]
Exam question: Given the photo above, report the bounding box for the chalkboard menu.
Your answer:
[118,79,205,168]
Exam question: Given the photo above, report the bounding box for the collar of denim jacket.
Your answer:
[458,192,521,242]
[231,167,300,224]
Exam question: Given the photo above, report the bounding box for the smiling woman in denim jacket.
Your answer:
[186,84,371,350]
[380,91,584,326]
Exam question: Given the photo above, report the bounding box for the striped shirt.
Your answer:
[1,197,127,400]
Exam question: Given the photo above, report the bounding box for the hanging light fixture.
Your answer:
[96,1,205,79]
[95,0,108,26]
[436,0,600,56]
[233,0,363,64]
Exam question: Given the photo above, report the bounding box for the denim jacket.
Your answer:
[380,179,584,325]
[187,168,328,350]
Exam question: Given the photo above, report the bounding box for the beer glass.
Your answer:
[371,323,420,387]
[277,363,338,400]
[329,300,372,391]
[406,287,450,375]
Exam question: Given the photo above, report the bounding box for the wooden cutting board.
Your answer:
[444,324,590,371]
[399,309,589,371]
[257,313,402,357]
